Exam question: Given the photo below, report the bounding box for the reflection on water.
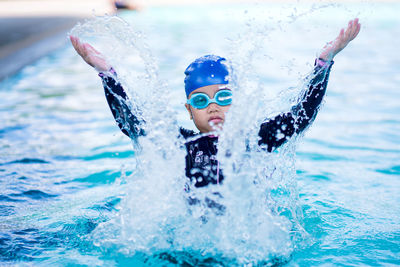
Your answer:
[1,2,400,266]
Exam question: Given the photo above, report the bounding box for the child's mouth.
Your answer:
[209,117,223,125]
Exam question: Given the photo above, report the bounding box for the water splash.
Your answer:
[69,13,316,265]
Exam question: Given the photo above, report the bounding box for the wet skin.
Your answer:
[185,84,231,133]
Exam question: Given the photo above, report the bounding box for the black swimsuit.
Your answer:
[99,59,333,187]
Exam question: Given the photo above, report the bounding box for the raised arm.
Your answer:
[70,36,145,139]
[99,71,146,138]
[258,18,361,152]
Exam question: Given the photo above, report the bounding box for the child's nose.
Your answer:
[207,103,220,112]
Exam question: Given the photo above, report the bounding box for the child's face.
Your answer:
[185,84,231,133]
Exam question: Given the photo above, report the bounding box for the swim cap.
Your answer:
[184,55,229,98]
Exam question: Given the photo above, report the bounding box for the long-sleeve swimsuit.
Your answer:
[99,59,333,188]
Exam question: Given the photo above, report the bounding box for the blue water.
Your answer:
[1,2,400,266]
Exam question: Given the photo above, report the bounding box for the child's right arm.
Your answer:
[99,72,146,138]
[70,36,145,139]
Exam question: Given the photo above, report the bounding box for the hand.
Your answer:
[319,18,361,61]
[69,35,111,72]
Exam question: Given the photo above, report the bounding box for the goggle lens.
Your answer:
[192,94,209,109]
[215,90,232,106]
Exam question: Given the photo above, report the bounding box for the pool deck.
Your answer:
[0,0,113,80]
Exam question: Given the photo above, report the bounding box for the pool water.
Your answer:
[1,2,400,266]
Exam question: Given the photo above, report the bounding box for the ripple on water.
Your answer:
[297,151,348,162]
[0,215,106,262]
[0,195,25,203]
[9,190,58,200]
[0,158,50,165]
[0,125,27,137]
[375,165,400,176]
[0,205,16,216]
[81,150,135,161]
[72,170,125,186]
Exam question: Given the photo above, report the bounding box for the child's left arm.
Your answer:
[258,18,361,152]
[70,36,146,139]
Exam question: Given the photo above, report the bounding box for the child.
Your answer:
[70,18,360,188]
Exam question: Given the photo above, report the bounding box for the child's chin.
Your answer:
[209,123,224,132]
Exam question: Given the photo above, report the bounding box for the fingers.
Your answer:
[70,35,96,61]
[70,36,83,53]
[344,18,361,42]
[70,36,103,60]
[343,20,353,42]
[69,35,78,50]
[320,18,360,60]
[346,20,355,40]
[334,18,360,52]
[355,23,361,38]
[338,28,345,41]
[351,19,360,40]
[69,35,110,71]
[70,35,85,56]
[346,20,353,39]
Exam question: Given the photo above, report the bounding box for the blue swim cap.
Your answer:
[184,55,229,98]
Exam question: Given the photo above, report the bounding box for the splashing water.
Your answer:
[69,14,315,265]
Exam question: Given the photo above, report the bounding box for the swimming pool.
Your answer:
[1,2,399,266]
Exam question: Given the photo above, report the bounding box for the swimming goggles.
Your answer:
[187,89,233,109]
